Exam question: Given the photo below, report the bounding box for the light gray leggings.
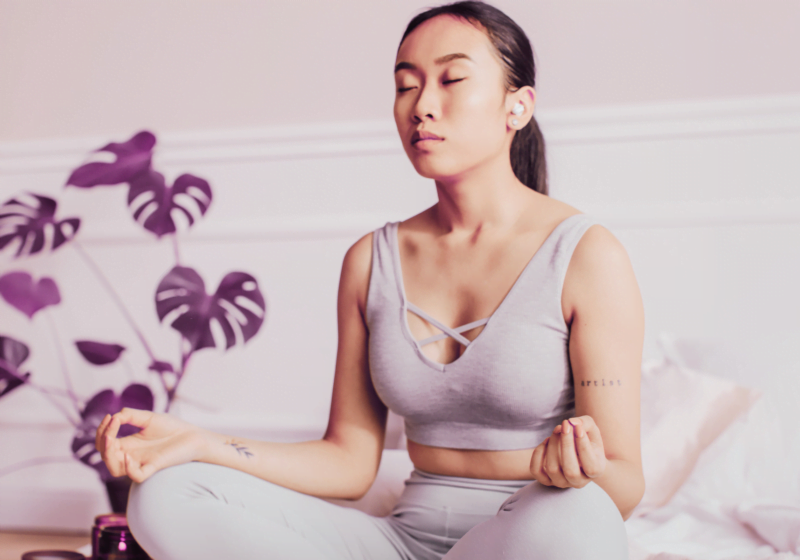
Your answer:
[126,461,629,560]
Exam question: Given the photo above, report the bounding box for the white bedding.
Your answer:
[626,394,800,559]
[623,331,800,559]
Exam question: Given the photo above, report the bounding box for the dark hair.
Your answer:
[398,1,547,195]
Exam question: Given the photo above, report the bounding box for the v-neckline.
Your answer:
[391,213,584,372]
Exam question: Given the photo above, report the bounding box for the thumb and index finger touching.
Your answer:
[95,407,151,452]
[566,415,602,442]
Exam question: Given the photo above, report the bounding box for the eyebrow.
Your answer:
[394,52,474,73]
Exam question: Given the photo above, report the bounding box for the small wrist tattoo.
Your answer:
[580,379,621,387]
[225,440,254,459]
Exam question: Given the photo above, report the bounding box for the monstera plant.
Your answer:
[0,130,266,512]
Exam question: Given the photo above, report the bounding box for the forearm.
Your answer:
[591,457,645,521]
[194,428,374,500]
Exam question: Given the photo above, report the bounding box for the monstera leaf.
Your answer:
[127,168,212,238]
[71,383,154,482]
[155,266,265,352]
[75,340,126,366]
[0,271,61,319]
[0,194,80,257]
[0,335,31,399]
[65,130,155,188]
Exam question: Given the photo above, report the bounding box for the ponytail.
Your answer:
[510,114,548,195]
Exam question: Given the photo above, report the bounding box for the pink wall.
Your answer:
[1,0,798,142]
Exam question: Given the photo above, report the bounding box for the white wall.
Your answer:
[1,0,799,141]
[0,0,799,533]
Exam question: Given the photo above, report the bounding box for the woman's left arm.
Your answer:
[530,223,646,521]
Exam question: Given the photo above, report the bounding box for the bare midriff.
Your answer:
[407,439,537,480]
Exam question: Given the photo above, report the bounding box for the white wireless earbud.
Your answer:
[511,102,524,115]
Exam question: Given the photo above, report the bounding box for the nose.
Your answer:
[411,82,441,123]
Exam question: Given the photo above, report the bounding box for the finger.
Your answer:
[96,414,111,440]
[104,415,125,476]
[105,414,122,443]
[544,433,568,488]
[530,440,546,485]
[113,407,151,431]
[95,414,111,454]
[532,438,552,485]
[569,415,597,440]
[574,422,604,478]
[568,416,586,436]
[125,452,152,484]
[560,419,587,487]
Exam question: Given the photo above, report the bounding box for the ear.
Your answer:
[506,86,537,128]
[514,86,536,114]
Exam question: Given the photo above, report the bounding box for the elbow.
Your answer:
[322,434,382,500]
[621,473,646,522]
[348,465,379,500]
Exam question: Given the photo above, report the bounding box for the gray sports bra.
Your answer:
[365,213,600,451]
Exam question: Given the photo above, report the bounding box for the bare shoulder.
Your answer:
[573,222,629,267]
[561,215,639,326]
[340,230,375,319]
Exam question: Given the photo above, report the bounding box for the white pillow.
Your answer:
[630,358,761,518]
[656,329,800,455]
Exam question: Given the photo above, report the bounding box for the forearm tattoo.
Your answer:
[224,439,254,459]
[580,379,622,387]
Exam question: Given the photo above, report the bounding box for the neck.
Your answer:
[431,155,535,238]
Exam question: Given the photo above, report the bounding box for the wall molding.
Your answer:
[38,197,800,247]
[0,93,798,246]
[1,94,798,174]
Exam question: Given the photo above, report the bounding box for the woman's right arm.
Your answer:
[96,231,389,501]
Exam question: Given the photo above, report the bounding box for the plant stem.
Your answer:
[164,341,192,413]
[172,393,221,413]
[25,379,80,426]
[171,233,181,266]
[0,456,76,478]
[72,240,157,363]
[121,354,135,382]
[44,309,81,415]
[38,384,80,398]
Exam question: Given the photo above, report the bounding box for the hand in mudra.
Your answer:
[529,415,607,488]
[95,407,206,484]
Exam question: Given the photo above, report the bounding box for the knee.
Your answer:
[128,462,193,514]
[498,481,628,559]
[126,462,207,547]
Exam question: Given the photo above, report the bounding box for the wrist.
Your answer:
[191,426,220,463]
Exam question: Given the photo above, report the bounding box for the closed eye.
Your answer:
[397,78,465,93]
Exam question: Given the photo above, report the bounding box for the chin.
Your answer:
[409,154,467,181]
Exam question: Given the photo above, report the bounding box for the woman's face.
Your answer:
[394,15,512,181]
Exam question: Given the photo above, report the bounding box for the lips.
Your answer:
[411,130,443,144]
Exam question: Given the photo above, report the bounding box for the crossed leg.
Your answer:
[126,461,409,560]
[443,480,629,560]
[127,461,628,560]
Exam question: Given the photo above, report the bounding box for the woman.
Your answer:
[96,2,645,558]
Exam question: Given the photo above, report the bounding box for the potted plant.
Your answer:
[0,130,266,513]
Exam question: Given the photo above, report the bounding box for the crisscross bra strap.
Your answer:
[406,301,489,347]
